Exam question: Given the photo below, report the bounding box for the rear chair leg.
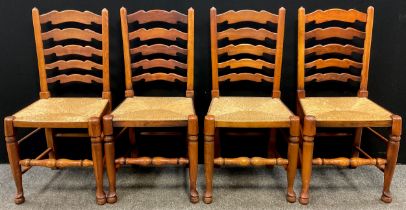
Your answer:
[350,128,363,169]
[103,115,117,204]
[89,117,106,205]
[299,116,316,205]
[128,128,138,158]
[286,116,300,203]
[267,128,277,169]
[381,115,402,203]
[204,115,215,204]
[188,115,199,203]
[4,116,24,204]
[45,128,57,169]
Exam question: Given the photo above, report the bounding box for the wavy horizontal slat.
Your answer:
[129,28,187,41]
[305,27,365,40]
[305,58,362,69]
[127,10,187,24]
[306,9,367,24]
[219,73,274,83]
[47,74,103,84]
[131,59,187,70]
[218,44,275,56]
[218,28,277,41]
[217,10,278,24]
[45,60,103,70]
[305,44,363,56]
[132,73,187,82]
[130,44,187,56]
[305,73,360,82]
[40,10,102,25]
[218,59,275,69]
[43,45,102,57]
[42,28,102,41]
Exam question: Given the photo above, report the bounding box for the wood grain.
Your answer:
[40,10,102,25]
[214,157,288,166]
[43,45,102,57]
[127,10,187,24]
[305,73,360,82]
[305,44,363,56]
[218,58,274,69]
[312,157,386,167]
[217,28,277,41]
[20,159,93,168]
[45,60,103,70]
[131,59,187,70]
[132,72,187,82]
[219,73,273,83]
[42,28,102,42]
[130,44,187,56]
[210,7,219,97]
[186,8,195,97]
[46,74,103,84]
[305,58,362,69]
[305,27,365,40]
[306,9,367,24]
[128,28,187,41]
[217,10,278,24]
[218,44,275,56]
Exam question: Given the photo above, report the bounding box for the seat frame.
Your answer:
[4,8,111,205]
[204,7,300,204]
[296,7,402,205]
[102,7,198,204]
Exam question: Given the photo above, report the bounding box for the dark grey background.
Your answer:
[0,0,405,163]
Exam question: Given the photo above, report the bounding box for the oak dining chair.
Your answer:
[102,7,198,204]
[297,6,402,204]
[4,8,111,205]
[204,7,300,204]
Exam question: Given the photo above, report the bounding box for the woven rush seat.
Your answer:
[299,97,392,127]
[12,98,109,127]
[111,97,195,124]
[208,97,293,127]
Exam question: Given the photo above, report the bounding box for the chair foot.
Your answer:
[106,192,117,204]
[96,193,107,205]
[286,191,296,203]
[14,193,25,204]
[381,191,392,203]
[298,195,309,205]
[203,195,212,204]
[189,190,199,204]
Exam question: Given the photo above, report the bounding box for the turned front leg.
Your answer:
[103,115,117,204]
[204,115,215,204]
[4,116,25,204]
[89,117,106,205]
[381,115,402,203]
[188,115,199,203]
[287,116,300,203]
[299,116,316,205]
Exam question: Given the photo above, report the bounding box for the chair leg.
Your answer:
[381,115,402,203]
[267,128,277,169]
[204,115,215,204]
[103,115,117,204]
[45,128,57,169]
[188,115,199,203]
[4,116,24,204]
[128,128,138,158]
[88,117,106,205]
[287,116,300,203]
[299,116,316,205]
[351,128,363,159]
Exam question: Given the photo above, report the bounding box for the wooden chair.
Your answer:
[4,8,111,205]
[297,7,402,204]
[102,8,198,204]
[204,7,300,204]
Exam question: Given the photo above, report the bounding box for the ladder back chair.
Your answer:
[297,7,402,204]
[204,7,300,204]
[102,7,198,204]
[4,8,110,205]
